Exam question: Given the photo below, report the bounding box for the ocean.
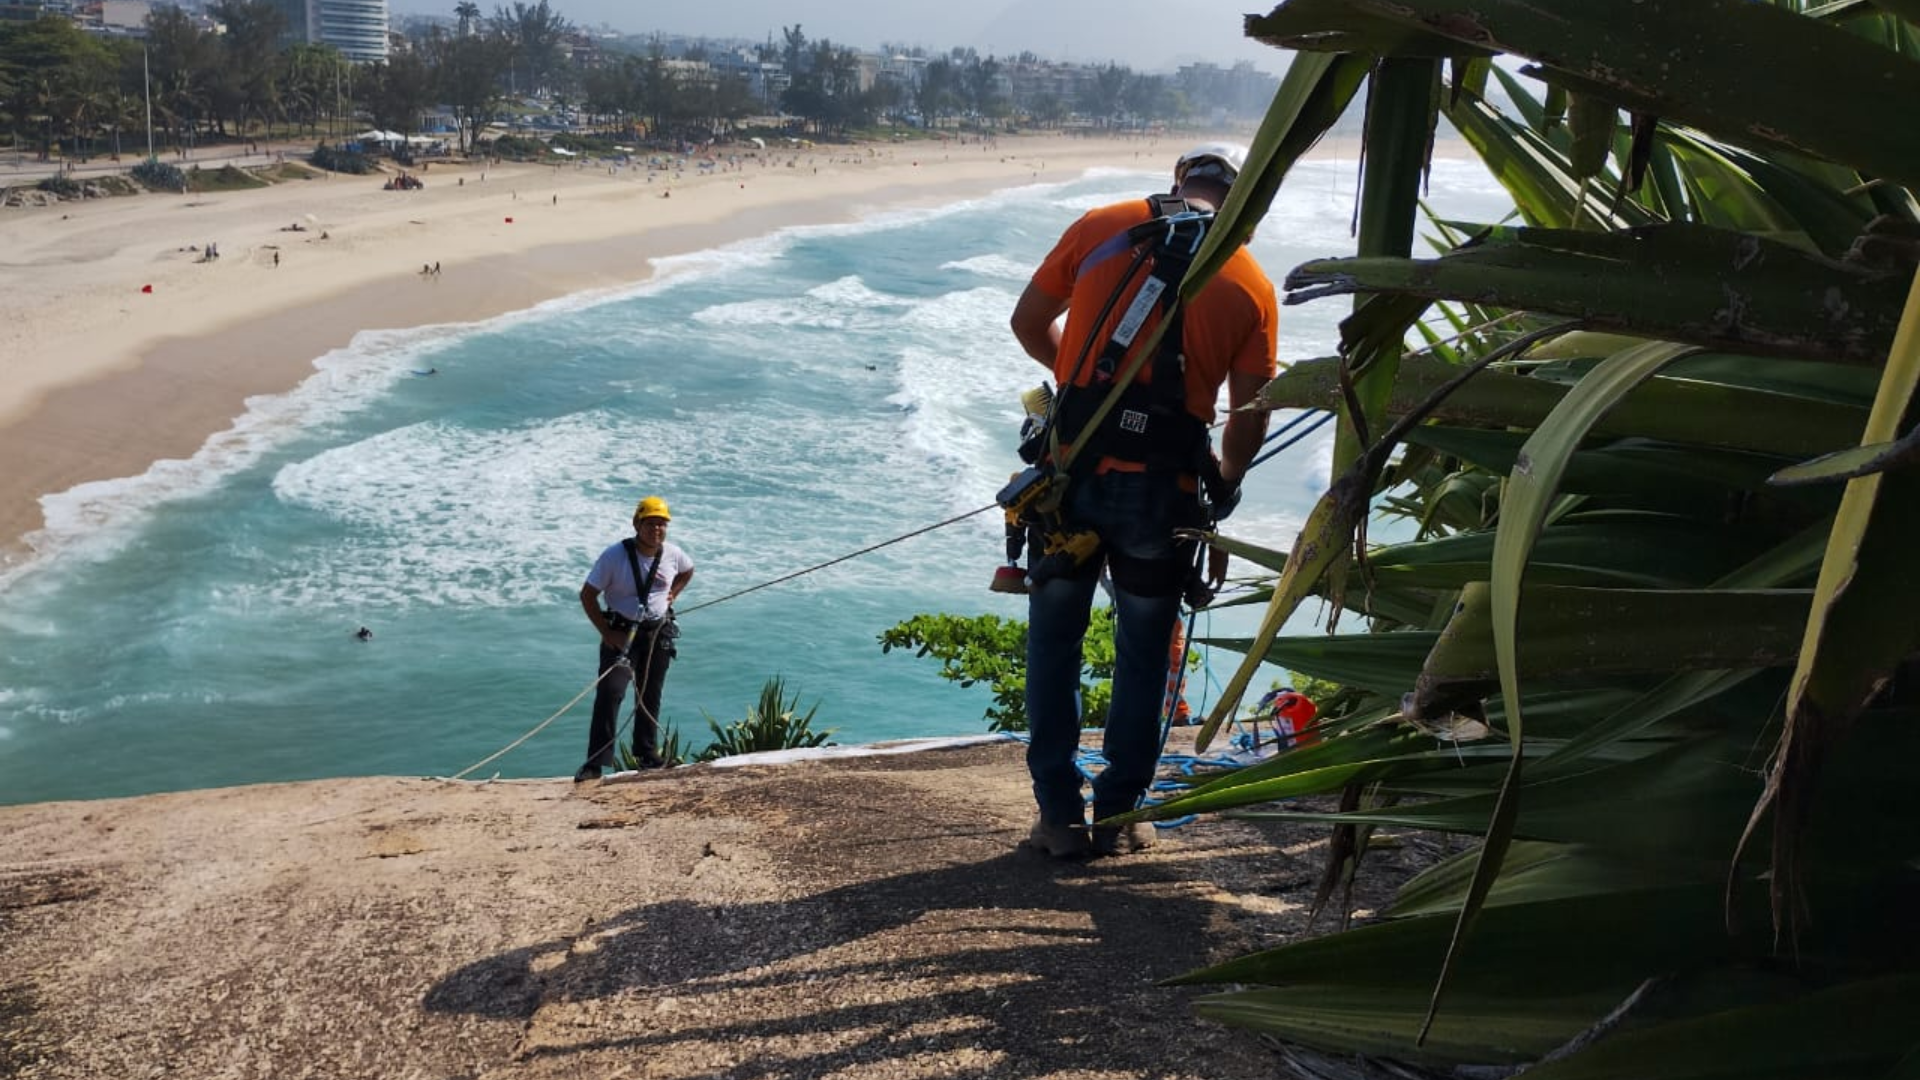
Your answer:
[0,156,1513,805]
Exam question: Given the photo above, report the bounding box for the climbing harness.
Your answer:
[998,194,1230,589]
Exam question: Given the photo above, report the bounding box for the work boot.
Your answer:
[635,751,667,770]
[1025,819,1092,859]
[1091,822,1157,857]
[572,763,602,783]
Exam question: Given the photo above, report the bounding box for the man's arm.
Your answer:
[667,569,694,608]
[580,583,624,650]
[1217,369,1272,484]
[1010,280,1069,370]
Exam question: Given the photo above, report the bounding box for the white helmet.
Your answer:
[1175,142,1248,186]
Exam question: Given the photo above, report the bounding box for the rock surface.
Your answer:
[0,736,1425,1079]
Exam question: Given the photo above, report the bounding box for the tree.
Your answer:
[488,0,570,96]
[429,29,511,153]
[361,50,433,137]
[915,56,958,129]
[279,43,349,138]
[780,24,806,76]
[962,54,1005,124]
[1077,63,1129,127]
[143,4,216,153]
[1131,1,1920,1073]
[0,17,116,158]
[207,0,286,137]
[453,0,480,38]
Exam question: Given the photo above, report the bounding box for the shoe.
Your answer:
[1025,819,1092,859]
[1091,821,1157,856]
[572,763,602,783]
[636,754,667,770]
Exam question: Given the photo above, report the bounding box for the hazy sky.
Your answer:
[389,0,1291,74]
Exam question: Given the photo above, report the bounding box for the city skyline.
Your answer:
[386,0,1288,75]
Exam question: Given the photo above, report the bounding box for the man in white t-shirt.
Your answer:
[575,495,696,782]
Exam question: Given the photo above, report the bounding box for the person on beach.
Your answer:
[575,496,694,782]
[1007,143,1276,858]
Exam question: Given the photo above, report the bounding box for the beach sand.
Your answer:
[0,133,1183,574]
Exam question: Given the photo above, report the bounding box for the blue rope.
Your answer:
[1250,409,1336,470]
[1006,719,1262,832]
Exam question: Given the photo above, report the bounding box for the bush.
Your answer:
[615,720,695,769]
[488,135,545,161]
[130,159,186,193]
[309,142,374,175]
[36,174,79,197]
[879,609,1116,732]
[188,164,266,193]
[696,677,835,760]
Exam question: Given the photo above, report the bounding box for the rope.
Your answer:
[447,502,1002,780]
[451,346,1348,783]
[1250,410,1335,470]
[450,657,627,780]
[675,503,999,616]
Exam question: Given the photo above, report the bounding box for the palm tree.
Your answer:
[454,1,479,39]
[1125,1,1920,1073]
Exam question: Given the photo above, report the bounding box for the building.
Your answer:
[267,0,388,63]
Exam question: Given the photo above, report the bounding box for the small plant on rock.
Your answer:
[697,677,834,760]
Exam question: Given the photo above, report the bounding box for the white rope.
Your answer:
[449,661,624,780]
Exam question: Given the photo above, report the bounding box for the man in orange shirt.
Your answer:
[1009,144,1277,857]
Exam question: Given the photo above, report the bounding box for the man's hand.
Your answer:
[1207,544,1230,590]
[1209,480,1242,522]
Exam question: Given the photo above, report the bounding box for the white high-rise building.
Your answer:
[311,0,388,62]
[272,0,388,63]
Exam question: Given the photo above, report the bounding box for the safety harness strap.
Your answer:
[1052,195,1214,480]
[620,539,665,625]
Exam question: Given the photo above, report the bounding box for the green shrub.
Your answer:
[697,677,835,760]
[130,159,186,192]
[614,719,694,769]
[488,135,545,160]
[310,142,374,175]
[36,174,79,197]
[187,164,266,192]
[879,609,1116,732]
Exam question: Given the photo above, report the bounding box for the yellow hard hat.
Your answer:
[633,495,672,521]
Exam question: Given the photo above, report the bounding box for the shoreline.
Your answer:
[0,133,1184,577]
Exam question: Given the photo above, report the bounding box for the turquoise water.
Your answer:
[0,158,1512,805]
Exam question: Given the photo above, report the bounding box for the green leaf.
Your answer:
[1321,0,1920,188]
[1284,224,1910,367]
[1748,267,1920,929]
[1518,974,1920,1080]
[1263,352,1870,459]
[1420,341,1701,1040]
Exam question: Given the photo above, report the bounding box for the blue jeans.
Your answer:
[1025,471,1190,826]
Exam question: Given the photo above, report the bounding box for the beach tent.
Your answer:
[551,146,577,157]
[749,136,766,149]
[353,129,406,143]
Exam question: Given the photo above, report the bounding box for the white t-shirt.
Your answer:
[586,539,693,621]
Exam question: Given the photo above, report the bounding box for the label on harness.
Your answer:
[1118,409,1149,434]
[1110,276,1165,351]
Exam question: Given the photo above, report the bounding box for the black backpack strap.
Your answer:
[621,538,665,619]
